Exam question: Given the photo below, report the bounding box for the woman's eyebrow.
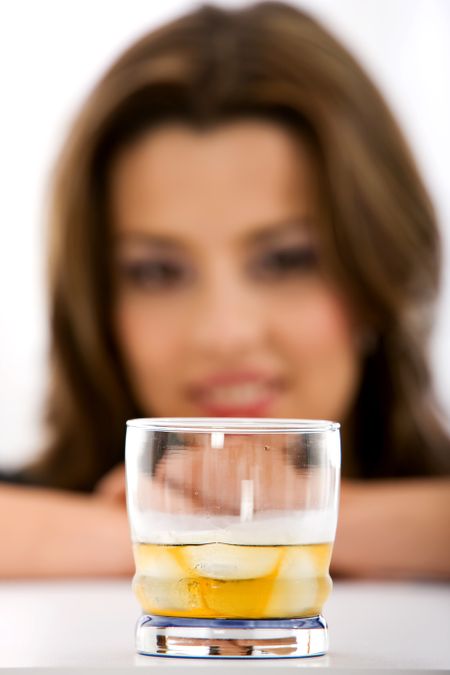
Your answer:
[114,232,184,250]
[242,218,313,246]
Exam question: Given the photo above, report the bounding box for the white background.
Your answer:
[0,0,449,468]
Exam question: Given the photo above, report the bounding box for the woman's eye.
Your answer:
[251,246,318,280]
[118,259,191,289]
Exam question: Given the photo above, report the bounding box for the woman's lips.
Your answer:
[189,375,283,416]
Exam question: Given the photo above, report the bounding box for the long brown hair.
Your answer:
[28,1,450,490]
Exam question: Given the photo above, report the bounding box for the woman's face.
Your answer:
[110,118,362,421]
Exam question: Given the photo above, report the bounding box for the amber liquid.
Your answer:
[133,542,333,619]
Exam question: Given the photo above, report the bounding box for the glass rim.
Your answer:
[126,417,340,434]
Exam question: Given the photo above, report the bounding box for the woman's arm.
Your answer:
[0,484,134,578]
[96,465,450,580]
[332,478,450,580]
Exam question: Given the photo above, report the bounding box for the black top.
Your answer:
[0,468,32,486]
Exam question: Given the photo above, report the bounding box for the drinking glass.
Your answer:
[125,418,340,658]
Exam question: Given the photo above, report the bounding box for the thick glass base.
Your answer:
[136,614,328,658]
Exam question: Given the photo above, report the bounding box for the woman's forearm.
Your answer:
[332,478,450,580]
[0,485,134,578]
[3,477,449,580]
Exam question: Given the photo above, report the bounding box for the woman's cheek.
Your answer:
[270,284,362,419]
[274,282,357,355]
[114,296,185,383]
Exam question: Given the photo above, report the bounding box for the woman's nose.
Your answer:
[188,271,265,358]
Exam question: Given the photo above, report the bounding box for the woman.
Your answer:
[1,1,449,579]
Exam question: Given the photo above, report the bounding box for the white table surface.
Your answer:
[0,580,449,672]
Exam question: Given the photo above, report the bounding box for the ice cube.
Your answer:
[184,543,281,580]
[277,547,317,579]
[265,578,319,617]
[133,544,186,578]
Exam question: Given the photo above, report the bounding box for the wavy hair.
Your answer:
[27,1,450,490]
